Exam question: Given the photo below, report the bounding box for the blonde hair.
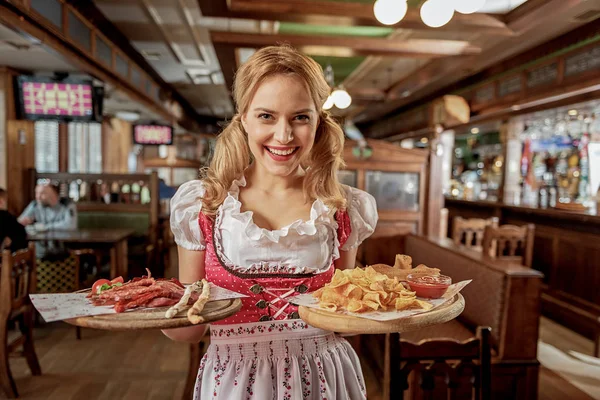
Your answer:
[201,45,346,216]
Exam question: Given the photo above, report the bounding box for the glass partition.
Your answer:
[365,171,420,211]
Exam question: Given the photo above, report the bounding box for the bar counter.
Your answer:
[445,198,600,344]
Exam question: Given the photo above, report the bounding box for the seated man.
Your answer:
[18,184,77,259]
[0,188,28,252]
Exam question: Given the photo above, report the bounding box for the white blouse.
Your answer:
[170,177,378,274]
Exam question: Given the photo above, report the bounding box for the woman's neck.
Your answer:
[245,163,304,194]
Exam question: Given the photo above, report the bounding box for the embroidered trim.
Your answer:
[211,321,310,338]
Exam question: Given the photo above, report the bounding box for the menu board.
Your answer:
[19,80,94,120]
[133,124,173,145]
[498,76,522,98]
[565,45,600,77]
[527,63,558,88]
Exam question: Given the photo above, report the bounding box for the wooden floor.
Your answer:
[4,316,597,400]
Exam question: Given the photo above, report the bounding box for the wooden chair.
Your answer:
[389,326,492,400]
[482,224,535,268]
[0,243,42,398]
[452,217,499,250]
[36,249,96,340]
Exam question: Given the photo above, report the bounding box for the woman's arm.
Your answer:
[334,247,359,270]
[161,246,209,343]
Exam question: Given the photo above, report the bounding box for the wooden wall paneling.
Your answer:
[556,234,600,308]
[530,226,556,286]
[356,169,365,191]
[102,118,132,173]
[0,67,21,191]
[344,139,431,239]
[58,123,68,172]
[425,137,443,237]
[6,120,35,215]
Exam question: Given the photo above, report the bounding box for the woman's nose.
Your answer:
[273,120,293,144]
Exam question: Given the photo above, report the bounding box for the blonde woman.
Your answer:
[165,45,378,400]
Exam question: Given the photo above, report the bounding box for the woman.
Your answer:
[165,45,378,400]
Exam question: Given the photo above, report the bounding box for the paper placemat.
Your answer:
[30,283,246,323]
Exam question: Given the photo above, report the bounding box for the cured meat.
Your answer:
[89,275,199,313]
[147,297,179,308]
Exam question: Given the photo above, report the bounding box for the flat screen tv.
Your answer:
[16,76,99,122]
[132,124,173,145]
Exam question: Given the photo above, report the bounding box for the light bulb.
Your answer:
[453,0,486,14]
[420,0,454,28]
[323,95,334,110]
[332,89,352,109]
[373,0,408,26]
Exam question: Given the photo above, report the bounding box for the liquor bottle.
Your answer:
[110,182,120,203]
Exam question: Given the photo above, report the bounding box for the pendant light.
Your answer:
[373,0,408,25]
[420,0,454,28]
[453,0,486,14]
[323,95,334,110]
[331,88,352,110]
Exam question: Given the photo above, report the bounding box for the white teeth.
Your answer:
[267,147,295,156]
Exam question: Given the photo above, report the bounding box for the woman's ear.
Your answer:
[240,113,248,132]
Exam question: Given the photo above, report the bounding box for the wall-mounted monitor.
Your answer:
[132,124,173,145]
[16,76,100,122]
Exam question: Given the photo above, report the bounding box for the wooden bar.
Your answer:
[445,198,600,342]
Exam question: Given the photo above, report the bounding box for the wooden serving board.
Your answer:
[65,298,242,331]
[298,294,464,334]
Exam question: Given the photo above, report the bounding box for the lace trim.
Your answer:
[209,176,342,275]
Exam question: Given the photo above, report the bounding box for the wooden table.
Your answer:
[28,229,135,278]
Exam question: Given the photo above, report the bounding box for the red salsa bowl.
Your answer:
[406,274,452,299]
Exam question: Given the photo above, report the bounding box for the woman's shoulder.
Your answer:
[338,185,378,250]
[172,180,206,201]
[170,180,206,251]
[340,185,377,213]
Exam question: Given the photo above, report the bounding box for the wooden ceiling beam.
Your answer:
[504,0,584,35]
[357,0,592,125]
[210,32,481,58]
[198,0,514,36]
[228,0,514,35]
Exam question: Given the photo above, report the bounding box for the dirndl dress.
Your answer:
[169,178,378,400]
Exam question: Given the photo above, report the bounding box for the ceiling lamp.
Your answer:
[453,0,486,14]
[373,0,408,25]
[323,95,334,110]
[420,0,455,28]
[115,110,141,122]
[332,88,352,109]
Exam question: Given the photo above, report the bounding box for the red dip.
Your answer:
[407,274,452,299]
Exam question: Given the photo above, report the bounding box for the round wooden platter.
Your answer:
[65,298,242,331]
[298,294,464,335]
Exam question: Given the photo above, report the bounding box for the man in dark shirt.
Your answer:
[0,188,28,252]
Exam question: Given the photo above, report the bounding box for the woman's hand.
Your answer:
[162,246,209,343]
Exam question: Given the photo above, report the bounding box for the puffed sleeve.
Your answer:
[170,180,206,251]
[341,185,378,251]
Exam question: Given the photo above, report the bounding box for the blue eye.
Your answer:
[258,113,273,120]
[294,115,310,122]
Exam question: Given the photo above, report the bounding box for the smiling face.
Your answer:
[241,74,319,178]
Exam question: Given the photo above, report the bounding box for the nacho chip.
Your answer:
[313,263,436,314]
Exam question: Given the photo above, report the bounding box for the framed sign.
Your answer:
[132,124,173,145]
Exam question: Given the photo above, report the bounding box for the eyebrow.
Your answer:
[253,107,315,114]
